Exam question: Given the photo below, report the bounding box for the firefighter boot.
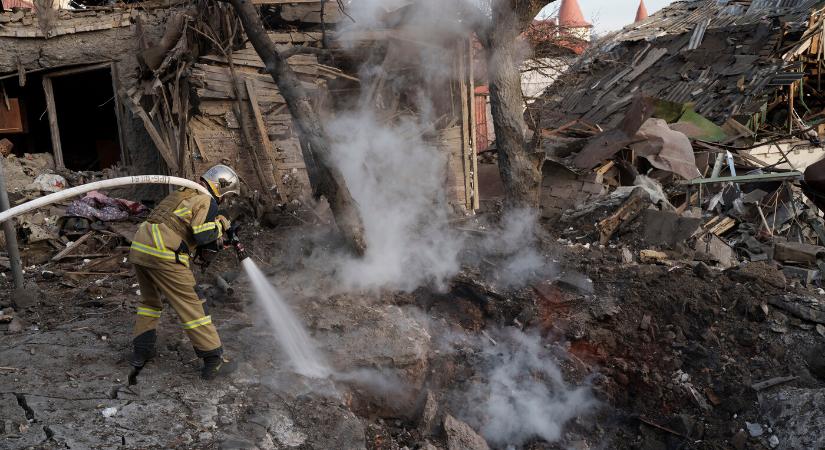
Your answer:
[197,347,238,380]
[129,330,157,369]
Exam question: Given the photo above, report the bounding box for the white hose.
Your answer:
[0,175,210,224]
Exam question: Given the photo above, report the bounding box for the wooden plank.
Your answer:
[109,63,129,167]
[41,77,64,169]
[46,61,113,78]
[466,38,479,211]
[457,41,474,210]
[196,87,286,104]
[124,94,180,173]
[52,231,93,262]
[267,31,323,43]
[245,78,284,197]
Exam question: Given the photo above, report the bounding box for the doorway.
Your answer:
[42,63,124,171]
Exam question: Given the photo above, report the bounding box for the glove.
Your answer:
[216,215,231,235]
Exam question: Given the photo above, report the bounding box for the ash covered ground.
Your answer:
[2,215,824,450]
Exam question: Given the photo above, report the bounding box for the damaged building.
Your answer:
[0,0,480,212]
[532,0,825,231]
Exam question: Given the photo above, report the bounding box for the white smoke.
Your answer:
[460,328,596,446]
[317,0,553,292]
[325,111,464,292]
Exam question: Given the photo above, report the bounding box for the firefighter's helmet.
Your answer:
[201,164,240,199]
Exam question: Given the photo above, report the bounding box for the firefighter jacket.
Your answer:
[129,188,226,269]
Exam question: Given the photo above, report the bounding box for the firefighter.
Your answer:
[128,164,240,380]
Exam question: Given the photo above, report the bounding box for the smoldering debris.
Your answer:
[453,327,596,446]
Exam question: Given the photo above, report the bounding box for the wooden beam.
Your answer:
[457,40,474,211]
[45,62,113,79]
[52,231,93,262]
[466,38,479,211]
[245,78,284,199]
[109,63,129,168]
[41,77,64,169]
[123,93,180,173]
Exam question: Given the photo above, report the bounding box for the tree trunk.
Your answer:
[486,0,550,209]
[227,0,366,255]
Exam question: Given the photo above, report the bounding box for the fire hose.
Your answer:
[0,175,210,224]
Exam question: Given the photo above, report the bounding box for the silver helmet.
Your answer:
[201,164,240,199]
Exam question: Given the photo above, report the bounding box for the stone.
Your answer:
[640,314,651,331]
[419,390,439,436]
[769,435,779,448]
[639,249,668,264]
[621,247,634,264]
[443,415,489,450]
[806,346,825,380]
[0,138,12,157]
[12,282,41,309]
[760,387,825,449]
[746,422,763,437]
[6,317,25,334]
[731,430,747,450]
[695,234,737,268]
[768,295,825,325]
[693,261,716,280]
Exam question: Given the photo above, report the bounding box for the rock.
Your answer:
[761,388,825,448]
[640,314,652,331]
[806,346,825,380]
[443,415,489,450]
[693,261,715,280]
[769,435,779,448]
[731,430,747,450]
[419,390,439,436]
[621,247,634,264]
[768,295,825,325]
[667,414,695,437]
[6,317,25,334]
[556,271,594,295]
[639,249,668,264]
[12,282,41,309]
[817,324,825,338]
[746,421,763,437]
[0,138,13,157]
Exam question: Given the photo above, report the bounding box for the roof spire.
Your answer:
[558,0,591,28]
[635,0,649,22]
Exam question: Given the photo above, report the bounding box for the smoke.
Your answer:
[324,112,463,292]
[470,209,555,288]
[314,0,552,292]
[459,328,596,446]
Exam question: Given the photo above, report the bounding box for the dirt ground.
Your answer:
[2,217,825,449]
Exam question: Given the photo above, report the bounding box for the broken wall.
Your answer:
[0,6,184,202]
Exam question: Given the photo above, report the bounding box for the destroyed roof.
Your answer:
[535,0,825,130]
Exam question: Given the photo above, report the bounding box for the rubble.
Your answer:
[443,415,490,450]
[1,0,825,449]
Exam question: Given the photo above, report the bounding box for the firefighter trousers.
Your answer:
[132,263,222,352]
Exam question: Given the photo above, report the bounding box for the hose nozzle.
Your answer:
[226,224,248,261]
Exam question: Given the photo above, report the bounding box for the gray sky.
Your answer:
[540,0,676,34]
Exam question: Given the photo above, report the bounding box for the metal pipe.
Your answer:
[0,158,24,288]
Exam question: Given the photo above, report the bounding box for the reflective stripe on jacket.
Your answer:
[129,188,226,269]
